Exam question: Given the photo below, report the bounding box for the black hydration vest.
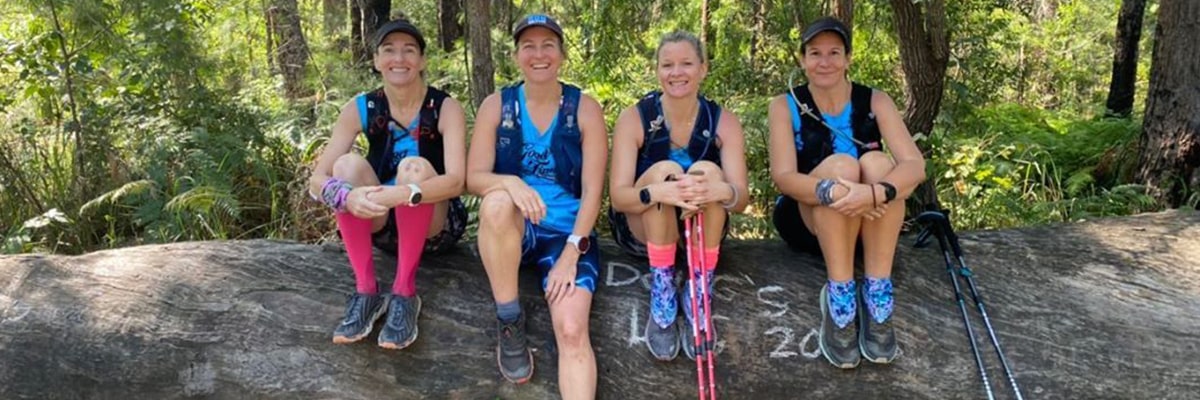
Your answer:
[789,82,882,174]
[634,91,723,178]
[360,86,450,184]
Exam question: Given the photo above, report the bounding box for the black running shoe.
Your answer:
[645,312,680,361]
[859,285,898,363]
[819,284,860,369]
[332,292,387,344]
[496,312,534,384]
[378,294,422,350]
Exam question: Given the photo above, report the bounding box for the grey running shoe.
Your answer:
[679,283,716,361]
[496,312,534,384]
[819,284,861,369]
[379,294,422,350]
[332,292,387,344]
[645,312,680,361]
[859,286,898,363]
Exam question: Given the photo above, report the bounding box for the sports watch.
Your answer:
[406,183,423,205]
[879,182,897,204]
[639,187,652,205]
[567,234,591,254]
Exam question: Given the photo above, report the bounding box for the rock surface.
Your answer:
[1,211,1198,399]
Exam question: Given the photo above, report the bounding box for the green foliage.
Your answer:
[0,0,1168,254]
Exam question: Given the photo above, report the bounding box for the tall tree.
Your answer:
[267,0,311,98]
[832,0,853,35]
[350,0,363,61]
[701,0,720,59]
[467,0,494,108]
[1135,0,1200,207]
[323,0,346,39]
[353,0,390,64]
[438,0,463,52]
[1105,0,1148,118]
[891,0,949,211]
[750,0,768,68]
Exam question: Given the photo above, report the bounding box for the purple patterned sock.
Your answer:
[865,276,894,324]
[827,279,857,329]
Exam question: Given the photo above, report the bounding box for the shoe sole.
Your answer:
[332,296,390,344]
[496,345,535,384]
[819,286,860,369]
[379,295,422,350]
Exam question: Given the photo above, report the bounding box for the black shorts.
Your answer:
[608,206,730,259]
[371,197,468,256]
[773,195,865,261]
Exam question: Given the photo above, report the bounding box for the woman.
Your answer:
[465,14,607,399]
[768,16,926,369]
[608,31,749,362]
[308,18,468,350]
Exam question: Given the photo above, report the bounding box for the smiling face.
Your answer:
[374,32,425,86]
[801,31,851,89]
[656,40,707,99]
[514,27,564,84]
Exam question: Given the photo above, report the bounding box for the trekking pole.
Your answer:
[695,211,717,399]
[941,218,1024,400]
[683,215,708,400]
[916,211,995,400]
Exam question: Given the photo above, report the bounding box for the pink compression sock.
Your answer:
[336,212,377,294]
[392,204,435,297]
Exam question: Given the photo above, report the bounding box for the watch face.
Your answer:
[577,236,591,253]
[639,188,651,205]
[410,192,422,204]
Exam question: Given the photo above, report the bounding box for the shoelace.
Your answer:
[387,298,408,328]
[343,295,368,325]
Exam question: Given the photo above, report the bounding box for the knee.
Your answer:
[858,151,895,184]
[554,317,590,351]
[479,191,517,228]
[643,161,686,183]
[332,153,371,179]
[821,154,861,182]
[395,156,436,184]
[687,161,725,182]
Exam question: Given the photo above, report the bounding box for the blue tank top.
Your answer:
[787,95,859,158]
[384,116,419,185]
[668,147,694,170]
[519,85,579,233]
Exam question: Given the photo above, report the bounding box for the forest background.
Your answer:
[2,0,1195,254]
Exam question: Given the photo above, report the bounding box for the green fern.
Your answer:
[79,179,158,216]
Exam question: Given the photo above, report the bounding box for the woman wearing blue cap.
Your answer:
[308,18,469,349]
[608,31,749,362]
[466,13,606,398]
[768,16,926,369]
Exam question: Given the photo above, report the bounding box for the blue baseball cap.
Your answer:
[512,14,564,44]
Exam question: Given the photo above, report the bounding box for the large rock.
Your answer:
[1,211,1198,399]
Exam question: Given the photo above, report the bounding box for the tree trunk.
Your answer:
[890,0,949,212]
[267,0,312,99]
[1135,0,1200,207]
[322,0,346,39]
[4,213,1200,398]
[350,0,363,63]
[438,0,463,52]
[833,0,853,36]
[353,0,390,64]
[467,0,494,109]
[750,0,768,69]
[1105,0,1148,118]
[701,0,719,60]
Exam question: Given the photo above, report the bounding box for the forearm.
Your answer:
[571,184,603,236]
[413,173,464,204]
[774,171,823,206]
[879,159,927,199]
[466,172,516,196]
[611,184,651,214]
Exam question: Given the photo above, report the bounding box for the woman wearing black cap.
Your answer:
[768,16,926,369]
[608,31,749,362]
[308,18,468,350]
[466,13,606,398]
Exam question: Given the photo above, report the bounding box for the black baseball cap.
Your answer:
[374,18,426,54]
[512,14,564,44]
[801,16,851,54]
